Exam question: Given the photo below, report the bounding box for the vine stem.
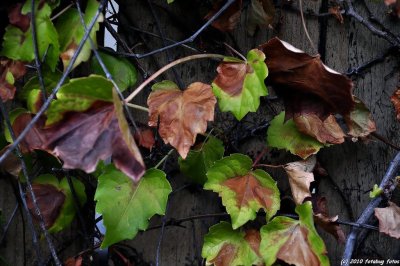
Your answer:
[124,54,226,103]
[342,151,400,265]
[254,163,284,169]
[155,149,174,169]
[125,103,149,112]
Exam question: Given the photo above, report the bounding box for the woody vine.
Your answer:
[0,0,399,265]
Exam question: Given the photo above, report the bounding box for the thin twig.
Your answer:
[0,0,107,166]
[124,54,225,102]
[125,103,149,112]
[51,3,74,21]
[342,151,400,265]
[298,0,317,53]
[0,203,18,244]
[117,0,236,59]
[155,149,174,169]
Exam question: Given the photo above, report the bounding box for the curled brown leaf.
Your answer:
[375,201,400,239]
[205,0,242,32]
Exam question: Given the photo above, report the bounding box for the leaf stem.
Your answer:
[125,103,149,112]
[155,149,174,169]
[124,54,226,102]
[254,163,284,169]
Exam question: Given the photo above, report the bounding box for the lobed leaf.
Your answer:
[374,201,400,239]
[148,81,216,159]
[344,97,376,138]
[95,166,172,248]
[260,202,330,266]
[212,49,268,120]
[205,154,280,229]
[202,221,263,266]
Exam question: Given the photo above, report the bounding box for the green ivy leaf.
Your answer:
[95,166,172,248]
[202,221,263,266]
[30,174,86,233]
[212,49,268,120]
[267,112,325,159]
[91,50,137,92]
[260,202,329,266]
[205,154,280,229]
[45,75,113,126]
[1,1,60,71]
[55,0,103,70]
[178,136,224,184]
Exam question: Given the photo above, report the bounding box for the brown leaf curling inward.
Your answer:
[134,127,155,150]
[12,102,145,181]
[277,225,320,266]
[312,196,346,243]
[259,37,355,117]
[223,174,274,210]
[205,0,242,32]
[148,82,216,159]
[26,183,66,228]
[214,61,252,96]
[284,156,316,205]
[374,201,400,239]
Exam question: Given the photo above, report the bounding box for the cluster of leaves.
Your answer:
[1,0,399,265]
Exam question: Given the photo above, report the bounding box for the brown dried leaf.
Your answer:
[0,59,27,102]
[313,196,346,243]
[294,114,345,144]
[205,0,242,32]
[0,144,21,177]
[328,6,344,24]
[27,183,66,228]
[284,156,316,205]
[344,97,376,138]
[65,256,83,266]
[148,82,216,159]
[134,127,155,150]
[12,99,145,181]
[375,201,400,239]
[391,87,400,121]
[247,0,275,35]
[8,3,30,32]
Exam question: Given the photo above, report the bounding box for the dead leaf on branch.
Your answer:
[391,87,400,121]
[247,0,275,35]
[205,0,242,32]
[148,81,216,159]
[345,97,376,138]
[12,92,145,181]
[375,201,400,239]
[284,156,316,205]
[27,183,66,228]
[8,3,30,32]
[0,58,26,102]
[259,37,357,144]
[134,127,155,150]
[312,196,346,243]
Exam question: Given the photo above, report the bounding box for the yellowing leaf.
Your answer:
[148,81,216,159]
[345,97,376,138]
[205,154,280,229]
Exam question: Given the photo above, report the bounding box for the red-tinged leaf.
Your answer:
[65,256,83,266]
[294,114,345,144]
[374,201,400,239]
[312,196,346,243]
[213,60,251,97]
[26,183,66,228]
[148,81,216,159]
[134,127,155,150]
[12,94,145,181]
[8,3,30,32]
[284,156,316,205]
[204,0,242,32]
[344,97,376,138]
[391,87,400,121]
[0,144,22,177]
[0,59,27,102]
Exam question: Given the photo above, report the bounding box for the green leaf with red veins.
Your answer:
[267,112,325,159]
[212,49,268,120]
[260,202,330,266]
[202,221,263,266]
[204,153,280,229]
